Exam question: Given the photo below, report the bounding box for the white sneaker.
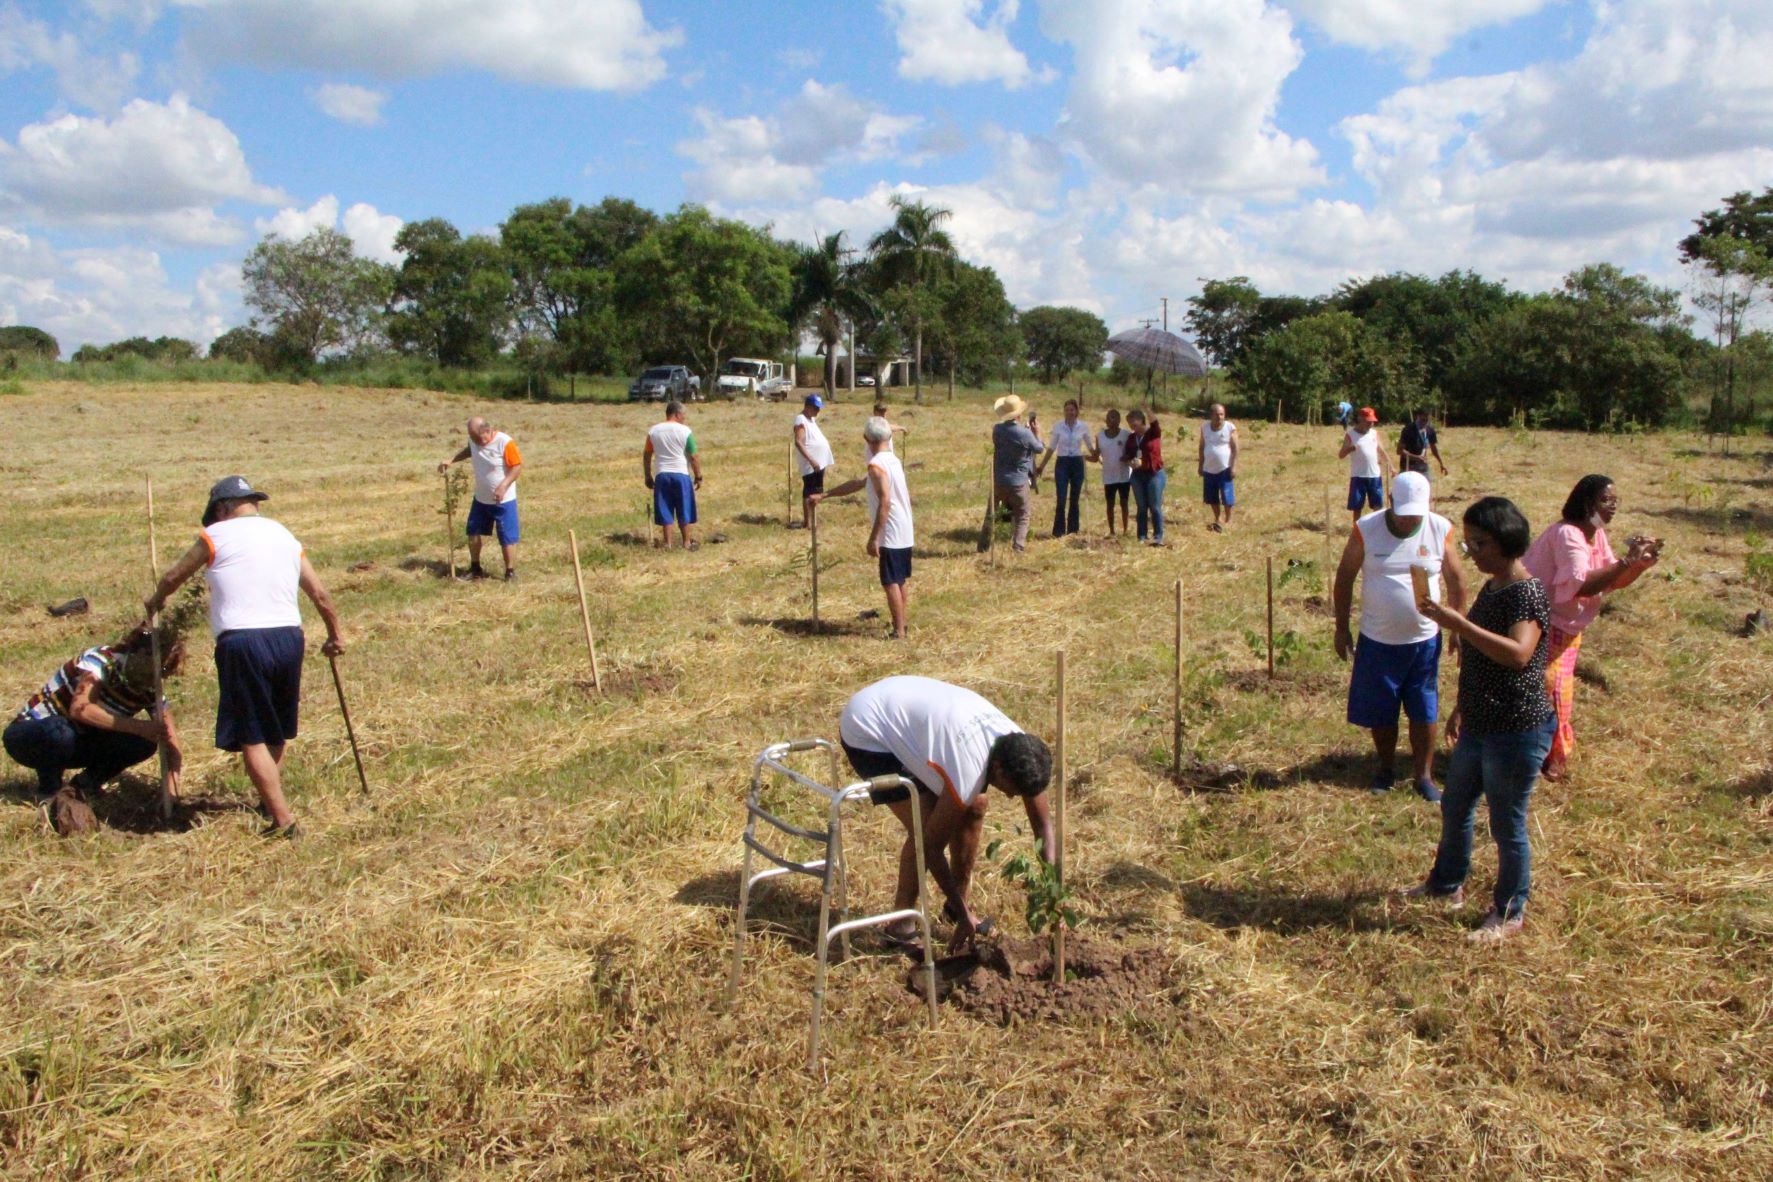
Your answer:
[1468,911,1524,944]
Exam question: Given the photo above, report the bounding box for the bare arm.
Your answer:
[793,423,818,469]
[1337,436,1355,459]
[437,445,470,473]
[145,539,209,615]
[298,554,344,656]
[1427,607,1542,671]
[1440,543,1468,614]
[1228,427,1239,475]
[492,462,521,502]
[65,673,167,743]
[811,477,867,502]
[690,453,703,484]
[866,465,890,554]
[1332,527,1364,660]
[1022,791,1056,864]
[641,442,654,488]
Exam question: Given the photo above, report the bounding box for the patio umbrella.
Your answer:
[1106,326,1209,378]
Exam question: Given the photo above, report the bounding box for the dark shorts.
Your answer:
[1347,476,1385,512]
[878,545,912,587]
[1347,633,1441,729]
[466,498,520,544]
[841,741,914,804]
[653,472,697,526]
[1202,470,1235,506]
[1105,481,1130,509]
[214,626,305,751]
[801,468,826,498]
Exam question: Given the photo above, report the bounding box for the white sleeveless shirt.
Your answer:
[1356,511,1451,646]
[200,516,304,636]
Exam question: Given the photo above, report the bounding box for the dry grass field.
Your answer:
[2,380,1770,1180]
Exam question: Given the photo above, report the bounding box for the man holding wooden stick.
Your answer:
[146,476,344,839]
[808,417,914,640]
[438,417,523,582]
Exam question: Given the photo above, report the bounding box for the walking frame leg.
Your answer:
[727,776,762,1009]
[908,787,937,1028]
[808,810,837,1070]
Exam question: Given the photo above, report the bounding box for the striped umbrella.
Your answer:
[1106,326,1209,377]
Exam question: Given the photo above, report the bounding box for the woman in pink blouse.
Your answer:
[1521,474,1660,781]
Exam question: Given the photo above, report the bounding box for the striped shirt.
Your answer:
[17,646,153,723]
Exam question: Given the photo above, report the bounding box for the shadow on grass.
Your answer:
[1285,749,1381,791]
[1721,767,1772,803]
[2,772,260,835]
[1643,503,1773,533]
[731,513,783,527]
[604,530,653,547]
[1181,882,1394,934]
[676,868,898,953]
[397,556,452,579]
[935,526,991,547]
[739,615,878,638]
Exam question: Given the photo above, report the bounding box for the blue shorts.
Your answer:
[1202,470,1235,506]
[878,545,912,587]
[1347,633,1441,729]
[653,472,697,526]
[214,626,305,751]
[466,498,520,544]
[1347,476,1384,512]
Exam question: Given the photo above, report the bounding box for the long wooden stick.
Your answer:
[1054,649,1067,985]
[810,502,820,626]
[1266,556,1276,680]
[568,529,601,691]
[328,653,370,795]
[147,477,173,819]
[1322,485,1331,574]
[443,471,458,580]
[787,441,796,528]
[1172,579,1184,778]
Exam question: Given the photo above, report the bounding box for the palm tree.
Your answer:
[791,231,874,401]
[868,196,956,402]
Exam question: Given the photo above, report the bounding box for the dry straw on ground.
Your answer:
[1,381,1769,1180]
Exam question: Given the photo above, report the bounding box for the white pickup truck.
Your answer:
[715,357,791,401]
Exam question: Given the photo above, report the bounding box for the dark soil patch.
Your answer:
[1220,668,1340,695]
[1066,535,1127,552]
[604,530,653,547]
[1574,660,1610,691]
[398,556,452,579]
[731,513,779,526]
[578,661,679,696]
[1167,758,1286,793]
[906,937,1177,1026]
[347,560,377,573]
[740,615,879,638]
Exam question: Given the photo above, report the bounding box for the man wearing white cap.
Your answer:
[810,417,915,639]
[1332,472,1467,802]
[991,395,1043,552]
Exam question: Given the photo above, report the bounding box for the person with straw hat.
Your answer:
[991,394,1043,552]
[809,417,915,639]
[145,476,344,839]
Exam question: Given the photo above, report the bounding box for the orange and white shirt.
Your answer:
[200,515,304,636]
[839,675,1021,806]
[472,432,522,504]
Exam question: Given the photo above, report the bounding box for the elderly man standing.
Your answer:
[791,393,834,530]
[146,476,344,838]
[644,400,703,550]
[991,395,1044,553]
[439,416,523,581]
[1333,472,1466,802]
[809,416,915,639]
[1197,401,1239,533]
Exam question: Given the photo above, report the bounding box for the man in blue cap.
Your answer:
[792,393,834,530]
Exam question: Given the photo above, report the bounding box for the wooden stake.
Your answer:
[1322,484,1331,573]
[1054,649,1067,985]
[787,441,796,527]
[328,653,370,795]
[1266,555,1276,680]
[443,471,458,580]
[146,477,173,819]
[1172,579,1184,778]
[568,529,601,691]
[810,502,820,626]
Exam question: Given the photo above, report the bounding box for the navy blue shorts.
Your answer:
[214,626,305,751]
[841,741,914,804]
[466,498,520,544]
[877,545,912,587]
[1202,470,1235,506]
[802,469,826,498]
[1347,633,1441,729]
[1347,476,1384,512]
[653,472,697,526]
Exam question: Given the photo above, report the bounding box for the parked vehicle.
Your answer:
[715,357,790,401]
[856,374,876,387]
[628,365,700,403]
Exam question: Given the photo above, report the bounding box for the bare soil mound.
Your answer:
[907,937,1176,1026]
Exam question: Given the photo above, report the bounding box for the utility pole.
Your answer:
[1160,296,1169,402]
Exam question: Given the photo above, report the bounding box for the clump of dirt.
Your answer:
[579,662,679,696]
[1066,535,1125,552]
[347,560,377,573]
[906,937,1177,1026]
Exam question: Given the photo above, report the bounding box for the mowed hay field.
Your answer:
[2,380,1771,1181]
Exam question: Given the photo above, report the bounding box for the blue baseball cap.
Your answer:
[202,474,269,526]
[804,394,823,409]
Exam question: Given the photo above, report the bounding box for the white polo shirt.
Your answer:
[471,432,522,505]
[200,515,304,637]
[840,675,1022,805]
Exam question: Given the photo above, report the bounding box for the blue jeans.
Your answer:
[1427,716,1555,920]
[1131,468,1166,541]
[4,714,156,797]
[1051,456,1084,536]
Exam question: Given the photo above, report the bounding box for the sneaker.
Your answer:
[1369,768,1395,794]
[1209,522,1223,533]
[1414,777,1442,803]
[1400,882,1465,909]
[460,565,488,581]
[503,569,517,582]
[1468,911,1524,944]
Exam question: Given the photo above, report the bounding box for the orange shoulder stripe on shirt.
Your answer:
[504,440,522,466]
[198,529,216,564]
[925,759,964,806]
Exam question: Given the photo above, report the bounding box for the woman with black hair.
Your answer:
[1408,497,1553,943]
[1521,475,1661,781]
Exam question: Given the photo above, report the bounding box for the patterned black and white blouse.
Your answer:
[1457,576,1554,735]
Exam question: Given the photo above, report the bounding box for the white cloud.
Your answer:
[254,195,405,262]
[174,0,681,90]
[310,81,388,126]
[1039,0,1323,199]
[882,0,1051,89]
[0,6,142,110]
[1284,0,1553,77]
[0,95,282,245]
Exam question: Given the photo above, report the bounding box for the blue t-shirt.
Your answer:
[992,421,1043,487]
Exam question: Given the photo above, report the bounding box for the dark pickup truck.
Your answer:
[627,365,701,402]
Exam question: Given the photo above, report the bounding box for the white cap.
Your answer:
[1390,471,1432,516]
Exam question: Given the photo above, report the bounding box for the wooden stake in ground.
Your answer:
[1172,578,1184,778]
[979,479,995,556]
[146,477,174,819]
[809,501,820,627]
[443,471,458,580]
[787,441,797,528]
[327,653,370,795]
[1054,648,1067,985]
[567,529,601,691]
[1266,556,1276,680]
[1322,484,1331,573]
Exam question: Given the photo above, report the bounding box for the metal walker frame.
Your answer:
[726,738,939,1069]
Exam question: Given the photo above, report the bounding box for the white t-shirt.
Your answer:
[1346,428,1383,479]
[471,432,522,504]
[840,675,1022,805]
[794,413,834,475]
[200,516,304,637]
[647,421,695,476]
[1048,419,1091,458]
[1201,420,1236,474]
[1356,511,1452,645]
[1096,429,1132,484]
[866,450,914,551]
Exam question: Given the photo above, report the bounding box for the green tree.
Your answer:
[867,195,957,402]
[1019,305,1108,384]
[1332,270,1518,402]
[1682,204,1773,433]
[789,231,874,401]
[1678,187,1773,263]
[0,325,59,360]
[929,260,1020,390]
[613,205,794,384]
[386,218,513,367]
[1185,277,1261,368]
[208,326,270,365]
[1232,310,1413,422]
[241,227,393,367]
[501,196,658,375]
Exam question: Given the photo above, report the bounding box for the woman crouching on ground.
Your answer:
[1404,496,1553,943]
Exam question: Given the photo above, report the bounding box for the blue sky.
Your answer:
[0,0,1766,353]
